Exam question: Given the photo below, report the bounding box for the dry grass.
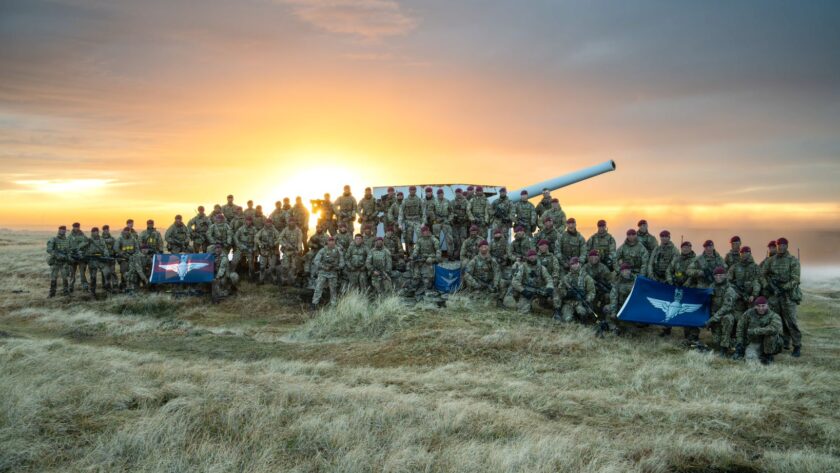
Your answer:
[1,229,839,473]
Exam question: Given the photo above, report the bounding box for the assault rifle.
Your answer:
[765,277,788,298]
[593,278,612,295]
[520,285,552,299]
[702,266,715,285]
[562,278,608,337]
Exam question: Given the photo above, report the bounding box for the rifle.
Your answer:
[702,265,714,285]
[593,278,612,295]
[520,285,551,299]
[562,277,607,336]
[88,254,115,263]
[766,277,788,298]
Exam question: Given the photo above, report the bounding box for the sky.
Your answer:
[1,0,839,235]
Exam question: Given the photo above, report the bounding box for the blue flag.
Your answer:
[435,262,462,293]
[617,276,713,327]
[149,253,215,284]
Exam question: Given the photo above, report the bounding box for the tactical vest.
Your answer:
[559,232,584,260]
[319,248,342,272]
[209,224,231,245]
[368,248,389,270]
[451,197,469,223]
[730,259,759,294]
[766,253,797,284]
[346,245,367,269]
[359,197,377,220]
[415,236,438,257]
[470,197,489,223]
[650,243,677,277]
[470,255,497,282]
[335,194,357,219]
[402,196,423,220]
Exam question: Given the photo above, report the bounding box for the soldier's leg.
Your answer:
[561,302,576,322]
[516,294,533,314]
[79,261,89,289]
[68,261,77,292]
[49,265,58,297]
[312,274,327,304]
[719,314,735,350]
[781,299,802,350]
[745,342,761,361]
[88,262,98,295]
[118,260,129,289]
[768,296,789,346]
[107,261,118,289]
[231,250,242,272]
[683,327,700,342]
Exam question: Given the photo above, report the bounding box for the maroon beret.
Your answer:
[58,225,66,230]
[387,187,394,192]
[620,262,631,271]
[566,218,576,224]
[436,188,444,194]
[703,240,714,247]
[527,249,537,257]
[375,237,383,241]
[597,219,606,227]
[638,219,648,226]
[467,186,474,191]
[102,225,110,230]
[91,227,99,232]
[455,188,463,193]
[713,266,726,275]
[493,228,502,235]
[72,222,80,228]
[777,237,789,246]
[569,256,580,264]
[500,187,507,192]
[520,190,528,195]
[409,186,417,191]
[538,239,550,247]
[588,249,599,257]
[425,187,433,192]
[514,225,525,232]
[478,239,489,247]
[420,225,430,232]
[147,219,154,225]
[755,296,768,305]
[767,240,777,248]
[660,230,670,237]
[469,225,479,232]
[627,229,637,236]
[730,235,741,243]
[681,241,692,248]
[475,186,484,192]
[740,246,751,254]
[551,198,559,203]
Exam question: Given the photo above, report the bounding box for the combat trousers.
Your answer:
[212,276,236,301]
[769,295,801,347]
[403,220,422,246]
[232,249,256,280]
[192,239,209,253]
[344,269,367,292]
[167,243,190,254]
[279,252,300,286]
[451,223,468,259]
[339,217,355,236]
[88,260,112,295]
[49,263,70,296]
[69,260,89,291]
[431,223,455,257]
[710,313,736,349]
[369,272,392,296]
[413,262,435,291]
[561,299,588,322]
[258,250,277,283]
[313,273,339,305]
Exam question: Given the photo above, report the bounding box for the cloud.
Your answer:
[279,0,417,39]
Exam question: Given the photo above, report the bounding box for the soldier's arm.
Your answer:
[609,286,618,315]
[750,268,761,297]
[385,251,392,273]
[365,252,374,272]
[511,268,523,291]
[491,260,501,287]
[434,238,442,261]
[463,259,476,285]
[787,256,801,289]
[578,235,587,258]
[542,266,554,289]
[685,258,701,277]
[584,275,596,302]
[640,247,650,277]
[46,239,55,255]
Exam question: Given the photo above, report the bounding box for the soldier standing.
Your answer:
[725,236,742,268]
[139,219,163,276]
[221,194,240,222]
[583,250,613,316]
[211,244,238,303]
[232,217,257,281]
[512,190,537,235]
[430,189,455,258]
[46,225,71,297]
[662,241,697,338]
[378,187,397,230]
[116,226,140,291]
[647,230,678,283]
[165,215,191,253]
[290,197,310,251]
[67,222,89,293]
[344,234,369,292]
[617,229,650,276]
[256,220,281,284]
[188,206,212,253]
[509,226,534,270]
[399,186,424,253]
[490,187,514,238]
[759,240,777,279]
[534,188,553,218]
[459,225,482,266]
[304,223,329,284]
[101,225,118,289]
[510,249,554,315]
[334,185,358,235]
[559,256,596,323]
[125,218,138,237]
[727,246,761,318]
[243,200,256,220]
[386,191,404,241]
[466,186,491,237]
[86,227,112,297]
[534,217,560,255]
[269,201,287,233]
[317,194,336,235]
[335,222,352,252]
[586,220,617,271]
[608,263,636,335]
[687,240,725,289]
[763,237,802,357]
[539,198,566,232]
[358,187,378,230]
[557,218,587,273]
[366,237,393,296]
[207,214,233,253]
[278,219,303,287]
[311,237,344,308]
[450,188,470,258]
[489,228,511,272]
[253,205,266,230]
[733,297,783,364]
[361,223,376,250]
[410,225,441,294]
[704,267,739,356]
[536,240,563,317]
[636,220,658,254]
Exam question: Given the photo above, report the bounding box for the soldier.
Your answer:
[386,191,404,241]
[421,187,435,228]
[459,225,482,266]
[311,237,344,308]
[662,241,697,338]
[510,249,555,315]
[616,229,649,276]
[586,220,617,271]
[647,230,678,284]
[536,240,563,316]
[116,226,140,290]
[86,227,112,297]
[334,185,358,235]
[253,205,266,230]
[535,188,553,218]
[101,225,118,289]
[450,188,470,258]
[358,187,378,229]
[464,240,501,298]
[465,185,475,201]
[636,219,658,254]
[759,240,777,278]
[489,228,511,271]
[278,219,303,286]
[209,205,224,223]
[383,224,405,271]
[188,206,212,253]
[727,246,761,317]
[221,194,240,222]
[557,218,587,272]
[733,297,783,364]
[139,219,163,275]
[704,267,740,356]
[232,217,257,281]
[290,197,310,251]
[410,225,441,293]
[125,218,138,237]
[46,225,71,297]
[509,226,534,271]
[243,200,256,220]
[539,198,566,232]
[583,249,613,316]
[763,237,802,357]
[558,256,596,323]
[378,187,397,228]
[361,223,376,249]
[512,190,537,235]
[608,263,636,335]
[67,222,89,293]
[211,244,238,303]
[256,220,281,284]
[466,185,491,237]
[269,201,287,233]
[317,193,336,236]
[725,236,742,268]
[344,234,369,292]
[490,187,514,238]
[282,197,292,213]
[335,222,352,252]
[399,186,424,253]
[207,213,233,253]
[230,206,245,234]
[534,217,560,255]
[687,240,725,289]
[430,188,455,258]
[165,215,191,253]
[304,223,329,284]
[366,237,393,296]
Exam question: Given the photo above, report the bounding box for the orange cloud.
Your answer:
[280,0,418,39]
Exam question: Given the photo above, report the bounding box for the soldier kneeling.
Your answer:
[463,240,501,300]
[510,249,555,315]
[211,244,239,303]
[733,296,783,364]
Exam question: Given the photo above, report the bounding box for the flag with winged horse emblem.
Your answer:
[617,276,713,327]
[435,262,462,293]
[149,253,215,284]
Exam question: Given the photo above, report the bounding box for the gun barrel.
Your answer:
[497,160,616,202]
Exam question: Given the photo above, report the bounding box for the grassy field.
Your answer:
[1,229,839,472]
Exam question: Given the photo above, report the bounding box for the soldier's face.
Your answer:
[479,246,489,255]
[588,255,598,264]
[571,262,580,271]
[327,240,336,248]
[91,231,99,238]
[621,269,631,278]
[598,225,606,233]
[740,252,750,261]
[59,228,66,236]
[732,241,740,250]
[545,221,553,229]
[375,241,383,248]
[127,222,134,229]
[682,245,691,255]
[639,224,648,232]
[354,237,362,245]
[661,236,670,245]
[539,245,549,254]
[628,234,637,243]
[756,303,768,314]
[227,197,234,204]
[552,202,559,209]
[528,255,537,263]
[248,202,253,208]
[568,223,576,231]
[543,191,550,199]
[704,246,714,255]
[409,190,416,196]
[778,243,788,253]
[714,274,725,284]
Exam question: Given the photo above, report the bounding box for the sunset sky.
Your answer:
[1,0,839,232]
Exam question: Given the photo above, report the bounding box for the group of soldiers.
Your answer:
[46,185,802,364]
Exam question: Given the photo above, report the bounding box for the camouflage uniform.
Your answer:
[724,248,741,269]
[510,259,554,314]
[211,248,237,302]
[557,229,587,271]
[116,231,140,289]
[728,253,762,316]
[243,204,256,221]
[269,204,288,233]
[67,228,90,292]
[384,231,405,273]
[459,234,482,266]
[278,226,303,286]
[164,221,191,253]
[429,196,455,256]
[187,213,212,252]
[207,221,233,252]
[583,261,613,315]
[386,198,403,238]
[466,193,491,237]
[318,199,337,236]
[46,231,71,296]
[616,239,649,276]
[139,226,163,276]
[102,228,118,288]
[667,250,696,287]
[253,208,266,230]
[509,233,534,265]
[586,231,617,270]
[540,206,566,232]
[534,225,560,255]
[637,231,658,255]
[464,253,501,295]
[490,194,514,236]
[410,233,441,292]
[450,193,471,258]
[706,281,739,350]
[559,268,596,322]
[86,233,112,296]
[762,249,802,350]
[221,202,240,222]
[537,250,563,310]
[366,246,393,295]
[304,229,329,283]
[358,194,378,229]
[335,229,352,253]
[647,241,679,283]
[609,272,636,329]
[361,227,377,250]
[512,199,537,235]
[489,234,511,270]
[290,202,310,251]
[399,194,424,247]
[232,223,257,280]
[312,246,344,306]
[535,196,553,218]
[686,250,725,289]
[334,192,358,235]
[736,308,783,360]
[344,242,369,292]
[256,224,280,284]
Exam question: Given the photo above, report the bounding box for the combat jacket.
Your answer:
[451,196,470,225]
[207,223,233,249]
[139,228,163,253]
[707,282,738,324]
[399,195,423,222]
[358,196,377,224]
[687,251,725,288]
[411,235,441,263]
[234,225,256,252]
[165,223,190,249]
[616,240,649,276]
[586,231,617,268]
[188,214,211,242]
[256,226,280,252]
[637,231,658,254]
[490,197,513,226]
[345,243,368,271]
[728,256,761,301]
[466,196,490,225]
[278,227,303,255]
[510,235,534,262]
[512,201,537,230]
[667,251,695,287]
[334,193,358,221]
[609,274,635,315]
[557,230,586,267]
[560,269,595,303]
[464,254,501,288]
[512,261,553,292]
[46,234,71,265]
[366,247,392,275]
[540,207,566,230]
[313,247,343,276]
[762,251,801,300]
[648,241,678,282]
[68,230,89,257]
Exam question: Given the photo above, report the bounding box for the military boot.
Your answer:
[759,354,774,365]
[49,281,57,298]
[791,346,801,358]
[89,280,97,297]
[732,343,745,360]
[783,339,790,351]
[552,308,562,321]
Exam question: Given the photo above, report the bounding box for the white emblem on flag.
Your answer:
[646,288,703,322]
[157,254,209,281]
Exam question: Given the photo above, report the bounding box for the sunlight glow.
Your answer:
[14,179,115,194]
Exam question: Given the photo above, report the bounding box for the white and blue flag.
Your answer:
[618,276,713,327]
[434,262,462,293]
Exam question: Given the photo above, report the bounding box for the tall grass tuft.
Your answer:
[290,291,412,340]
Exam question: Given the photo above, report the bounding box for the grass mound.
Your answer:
[290,292,414,340]
[107,294,181,319]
